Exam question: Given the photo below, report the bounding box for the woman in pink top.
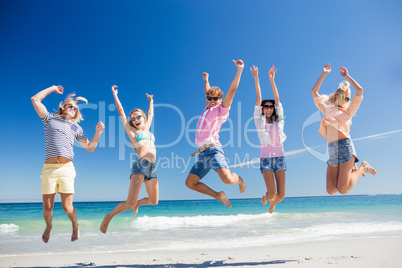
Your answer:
[311,63,376,195]
[251,65,287,213]
[185,60,246,208]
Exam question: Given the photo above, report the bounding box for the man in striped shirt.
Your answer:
[31,85,105,243]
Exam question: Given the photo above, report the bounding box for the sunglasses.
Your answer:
[207,96,221,101]
[129,115,143,121]
[263,105,275,109]
[337,94,350,102]
[66,104,78,112]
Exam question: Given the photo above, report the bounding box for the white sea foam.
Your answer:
[0,223,19,233]
[300,222,402,237]
[142,221,402,251]
[132,213,275,229]
[131,212,352,230]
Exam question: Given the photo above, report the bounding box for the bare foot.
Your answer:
[133,206,139,216]
[238,176,246,193]
[42,226,52,243]
[353,163,365,177]
[261,195,268,206]
[217,191,232,208]
[100,214,112,234]
[71,223,79,242]
[269,200,276,214]
[362,161,377,175]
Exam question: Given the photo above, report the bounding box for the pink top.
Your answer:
[314,94,363,141]
[195,103,230,146]
[260,123,284,158]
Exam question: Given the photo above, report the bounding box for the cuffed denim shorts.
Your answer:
[260,156,287,173]
[189,146,230,179]
[327,138,359,166]
[131,157,157,181]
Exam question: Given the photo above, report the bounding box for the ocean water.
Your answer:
[1,195,401,256]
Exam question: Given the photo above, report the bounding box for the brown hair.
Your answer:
[128,109,147,129]
[55,93,88,122]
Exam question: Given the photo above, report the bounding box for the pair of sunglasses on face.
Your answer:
[342,96,351,102]
[129,115,143,121]
[207,96,221,101]
[66,104,78,112]
[337,94,350,102]
[263,105,275,109]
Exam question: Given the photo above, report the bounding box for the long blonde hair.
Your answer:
[55,93,88,122]
[128,109,147,129]
[320,81,351,108]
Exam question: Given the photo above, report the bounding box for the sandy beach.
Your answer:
[1,237,401,268]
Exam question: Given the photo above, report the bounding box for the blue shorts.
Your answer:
[327,138,359,166]
[130,157,157,181]
[189,146,230,179]
[260,156,287,173]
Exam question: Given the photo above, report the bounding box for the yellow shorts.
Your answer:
[40,162,76,194]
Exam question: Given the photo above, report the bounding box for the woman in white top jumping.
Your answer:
[251,65,287,213]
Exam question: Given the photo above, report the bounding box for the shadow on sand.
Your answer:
[15,259,299,268]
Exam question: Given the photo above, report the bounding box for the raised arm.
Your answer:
[203,72,211,107]
[250,65,262,106]
[311,63,331,98]
[31,85,63,119]
[268,65,280,106]
[340,67,363,96]
[78,122,105,152]
[146,93,154,129]
[111,85,129,127]
[222,59,244,108]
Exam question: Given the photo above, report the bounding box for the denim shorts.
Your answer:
[189,146,230,179]
[130,157,157,181]
[327,138,359,166]
[260,156,287,173]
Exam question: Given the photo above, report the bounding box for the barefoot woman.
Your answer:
[100,85,158,233]
[251,65,287,213]
[311,64,376,195]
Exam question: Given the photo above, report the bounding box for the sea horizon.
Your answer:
[1,193,400,204]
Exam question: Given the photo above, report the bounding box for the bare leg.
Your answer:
[216,168,246,193]
[261,171,276,206]
[326,165,339,195]
[100,174,144,233]
[133,179,159,216]
[60,193,79,242]
[269,170,286,213]
[353,163,365,177]
[338,158,376,194]
[337,157,363,194]
[185,173,232,208]
[42,194,55,243]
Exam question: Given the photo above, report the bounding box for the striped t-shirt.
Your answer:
[42,113,87,160]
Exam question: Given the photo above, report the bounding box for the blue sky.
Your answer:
[1,0,401,202]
